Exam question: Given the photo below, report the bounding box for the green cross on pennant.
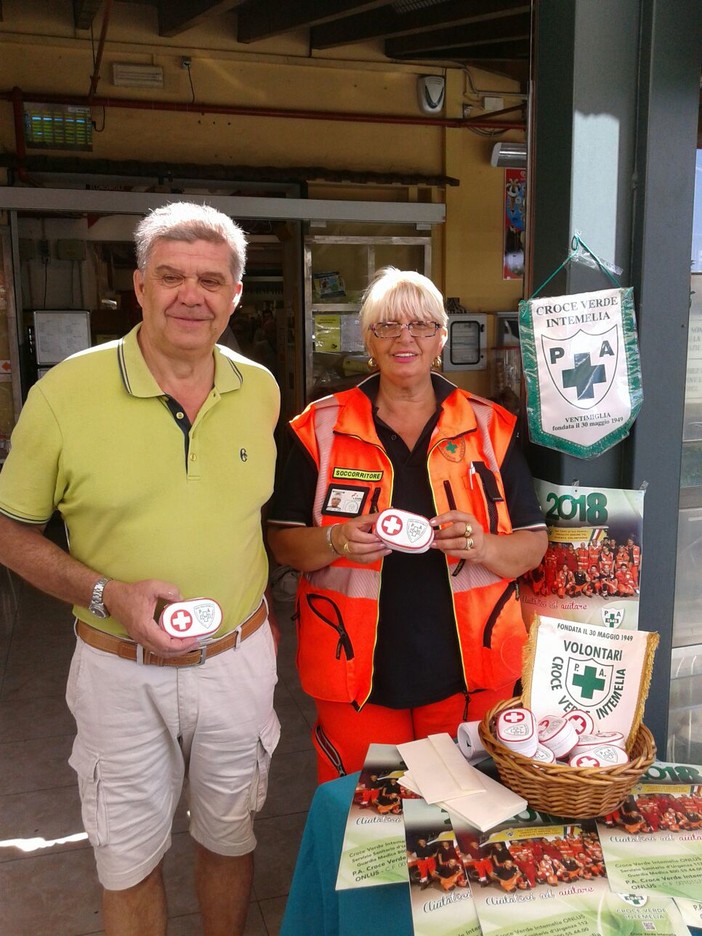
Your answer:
[571,664,606,700]
[445,441,458,454]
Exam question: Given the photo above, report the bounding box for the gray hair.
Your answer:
[134,202,248,282]
[359,267,448,337]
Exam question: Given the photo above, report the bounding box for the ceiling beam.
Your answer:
[311,0,529,49]
[237,0,388,43]
[385,13,531,57]
[157,0,245,37]
[388,38,530,63]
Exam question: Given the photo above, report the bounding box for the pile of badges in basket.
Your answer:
[496,705,630,768]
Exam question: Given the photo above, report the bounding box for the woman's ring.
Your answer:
[343,541,351,555]
[465,536,474,551]
[464,524,472,537]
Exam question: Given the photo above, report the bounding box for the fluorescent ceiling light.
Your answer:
[112,64,164,89]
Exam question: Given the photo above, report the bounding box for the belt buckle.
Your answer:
[194,644,208,666]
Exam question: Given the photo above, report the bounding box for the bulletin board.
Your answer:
[33,310,92,365]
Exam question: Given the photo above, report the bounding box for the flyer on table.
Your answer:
[520,479,645,630]
[402,797,480,936]
[596,760,702,928]
[335,743,413,890]
[451,810,688,936]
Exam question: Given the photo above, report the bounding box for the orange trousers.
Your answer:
[311,683,516,783]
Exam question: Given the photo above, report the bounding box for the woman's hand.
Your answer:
[430,511,548,579]
[430,510,484,561]
[330,514,392,565]
[268,514,391,572]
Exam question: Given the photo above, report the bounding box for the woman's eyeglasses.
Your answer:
[369,321,440,339]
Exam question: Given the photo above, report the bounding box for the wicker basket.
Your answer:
[478,697,656,818]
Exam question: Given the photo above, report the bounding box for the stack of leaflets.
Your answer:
[451,810,688,936]
[336,746,700,936]
[402,804,689,936]
[403,797,480,936]
[596,761,702,930]
[335,743,415,890]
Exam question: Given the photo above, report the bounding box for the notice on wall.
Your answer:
[33,310,91,365]
[314,313,365,354]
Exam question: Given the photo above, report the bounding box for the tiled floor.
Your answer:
[0,536,317,936]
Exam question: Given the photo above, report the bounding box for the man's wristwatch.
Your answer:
[88,576,112,619]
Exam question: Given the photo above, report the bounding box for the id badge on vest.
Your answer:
[322,484,368,518]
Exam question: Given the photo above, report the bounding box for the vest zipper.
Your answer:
[304,593,354,661]
[443,479,465,577]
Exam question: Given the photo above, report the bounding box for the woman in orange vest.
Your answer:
[268,268,547,782]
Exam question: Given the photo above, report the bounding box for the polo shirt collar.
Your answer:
[117,324,243,398]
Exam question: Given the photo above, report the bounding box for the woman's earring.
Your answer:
[432,356,443,369]
[368,356,377,369]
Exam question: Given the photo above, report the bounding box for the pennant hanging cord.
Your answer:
[529,234,621,300]
[570,234,622,286]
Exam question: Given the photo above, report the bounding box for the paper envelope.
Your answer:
[398,733,528,832]
[397,733,485,803]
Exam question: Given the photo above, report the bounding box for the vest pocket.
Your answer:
[484,582,526,687]
[471,461,504,534]
[460,581,527,690]
[295,591,357,702]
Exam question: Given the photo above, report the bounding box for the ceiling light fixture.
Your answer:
[112,64,164,89]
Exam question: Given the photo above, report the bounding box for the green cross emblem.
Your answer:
[445,441,458,454]
[571,665,606,700]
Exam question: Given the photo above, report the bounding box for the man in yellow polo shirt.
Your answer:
[0,202,280,936]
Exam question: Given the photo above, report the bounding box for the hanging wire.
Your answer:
[184,62,196,105]
[92,105,106,133]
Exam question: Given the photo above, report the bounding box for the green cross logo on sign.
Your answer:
[565,657,613,709]
[571,665,606,700]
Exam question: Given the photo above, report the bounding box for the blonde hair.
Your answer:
[359,267,448,338]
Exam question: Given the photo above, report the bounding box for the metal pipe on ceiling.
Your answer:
[2,87,525,132]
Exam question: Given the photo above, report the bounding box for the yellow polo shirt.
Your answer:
[0,325,279,638]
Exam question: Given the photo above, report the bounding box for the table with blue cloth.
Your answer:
[280,772,411,936]
[280,770,702,936]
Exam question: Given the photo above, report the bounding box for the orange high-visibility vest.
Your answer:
[291,381,527,709]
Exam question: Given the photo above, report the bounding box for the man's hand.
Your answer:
[103,579,201,657]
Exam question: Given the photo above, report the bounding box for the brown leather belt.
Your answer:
[76,599,267,667]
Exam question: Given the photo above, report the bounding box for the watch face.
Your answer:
[89,603,109,619]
